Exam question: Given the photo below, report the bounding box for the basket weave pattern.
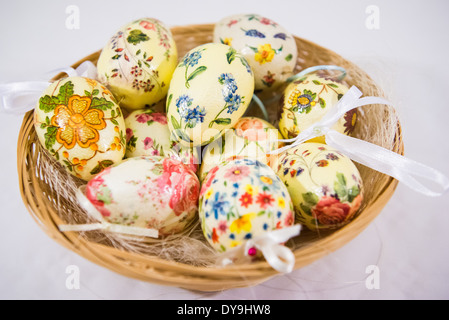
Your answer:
[17,24,403,291]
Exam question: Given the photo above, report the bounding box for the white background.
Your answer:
[1,0,448,299]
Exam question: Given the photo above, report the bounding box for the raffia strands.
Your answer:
[17,24,403,292]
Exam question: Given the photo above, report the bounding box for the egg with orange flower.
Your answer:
[34,76,126,181]
[199,158,294,252]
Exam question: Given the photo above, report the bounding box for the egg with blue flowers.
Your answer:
[166,43,254,147]
[199,158,294,252]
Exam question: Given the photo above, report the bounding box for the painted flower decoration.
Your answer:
[184,106,206,128]
[288,89,317,114]
[343,109,357,135]
[311,196,351,226]
[234,118,267,141]
[254,44,276,65]
[51,95,106,149]
[176,94,193,119]
[229,213,256,234]
[210,192,231,219]
[182,50,203,68]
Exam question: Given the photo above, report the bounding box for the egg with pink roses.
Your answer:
[83,156,200,236]
[199,158,294,252]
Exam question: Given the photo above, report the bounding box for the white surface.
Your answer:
[1,0,449,300]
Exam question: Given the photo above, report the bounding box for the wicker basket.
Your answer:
[17,24,403,291]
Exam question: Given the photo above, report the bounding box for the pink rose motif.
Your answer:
[151,149,160,156]
[157,158,184,191]
[169,171,200,216]
[151,113,167,125]
[143,137,154,150]
[284,210,294,226]
[85,176,111,217]
[139,20,155,30]
[235,118,267,141]
[126,128,133,143]
[136,113,153,123]
[312,196,351,226]
[260,17,276,26]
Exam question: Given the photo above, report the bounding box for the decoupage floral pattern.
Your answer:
[125,109,199,172]
[275,143,363,231]
[199,158,294,252]
[167,43,254,147]
[213,13,297,92]
[279,73,358,140]
[85,157,200,236]
[97,18,178,109]
[34,77,126,181]
[199,117,282,182]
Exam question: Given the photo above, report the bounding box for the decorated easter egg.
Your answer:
[199,158,294,252]
[275,143,363,230]
[166,43,255,147]
[199,117,282,181]
[34,76,126,181]
[278,73,357,143]
[97,18,178,110]
[213,14,297,93]
[84,156,200,236]
[124,109,199,172]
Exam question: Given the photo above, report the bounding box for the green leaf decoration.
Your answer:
[285,53,293,61]
[136,49,141,55]
[92,89,99,96]
[110,119,119,126]
[151,163,164,176]
[57,81,74,105]
[302,192,319,206]
[96,186,112,205]
[111,54,121,60]
[348,185,360,203]
[127,29,149,45]
[226,47,237,64]
[63,160,73,172]
[84,90,92,97]
[90,97,114,110]
[90,160,114,175]
[166,93,173,113]
[39,95,60,113]
[171,116,181,130]
[257,211,265,216]
[300,203,312,216]
[210,118,231,126]
[312,80,321,85]
[319,98,326,108]
[44,126,58,150]
[187,66,207,83]
[274,45,283,54]
[337,93,344,100]
[327,83,339,88]
[336,172,347,186]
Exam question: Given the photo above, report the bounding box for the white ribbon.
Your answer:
[0,61,97,114]
[218,224,302,273]
[58,185,159,238]
[270,86,449,197]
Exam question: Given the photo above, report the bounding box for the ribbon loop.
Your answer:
[269,85,449,197]
[0,61,97,114]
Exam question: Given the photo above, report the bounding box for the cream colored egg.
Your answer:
[278,73,358,143]
[199,117,282,181]
[34,76,126,181]
[97,18,178,110]
[199,158,294,252]
[84,156,200,236]
[124,109,199,172]
[166,43,255,147]
[213,14,297,93]
[275,143,363,231]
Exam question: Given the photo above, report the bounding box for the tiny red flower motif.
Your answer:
[239,192,253,208]
[290,169,297,177]
[212,228,219,244]
[256,192,275,209]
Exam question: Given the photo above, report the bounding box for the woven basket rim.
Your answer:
[17,23,403,291]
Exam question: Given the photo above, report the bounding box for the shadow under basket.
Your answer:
[17,24,403,292]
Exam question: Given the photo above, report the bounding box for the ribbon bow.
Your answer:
[218,224,302,273]
[0,61,97,114]
[270,86,449,197]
